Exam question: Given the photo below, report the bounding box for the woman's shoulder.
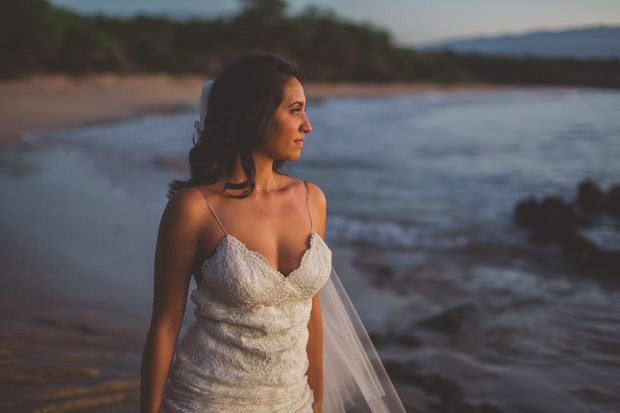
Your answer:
[163,186,209,224]
[169,185,205,206]
[155,186,210,250]
[283,176,326,205]
[291,178,327,235]
[286,177,326,224]
[302,179,326,205]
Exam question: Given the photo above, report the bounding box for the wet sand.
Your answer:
[0,295,143,413]
[0,73,509,147]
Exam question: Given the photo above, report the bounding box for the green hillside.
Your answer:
[2,0,619,88]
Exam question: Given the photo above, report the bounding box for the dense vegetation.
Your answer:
[2,0,619,88]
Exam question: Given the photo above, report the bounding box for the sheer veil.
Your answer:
[199,80,406,412]
[319,266,406,412]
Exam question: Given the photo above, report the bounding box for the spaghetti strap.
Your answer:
[196,187,229,236]
[303,180,314,232]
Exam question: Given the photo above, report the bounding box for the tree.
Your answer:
[238,0,287,25]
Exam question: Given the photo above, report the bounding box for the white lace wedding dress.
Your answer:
[159,182,332,412]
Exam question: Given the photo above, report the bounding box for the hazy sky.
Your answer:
[49,0,620,46]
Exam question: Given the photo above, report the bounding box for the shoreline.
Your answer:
[0,73,514,148]
[1,81,616,412]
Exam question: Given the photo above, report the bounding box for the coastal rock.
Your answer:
[536,196,579,242]
[514,179,620,278]
[368,330,391,347]
[418,303,476,333]
[514,197,538,228]
[606,184,620,218]
[479,404,503,413]
[577,180,605,212]
[514,196,579,242]
[383,360,504,413]
[564,234,620,277]
[395,330,423,348]
[352,253,394,288]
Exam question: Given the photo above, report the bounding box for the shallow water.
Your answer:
[2,86,619,412]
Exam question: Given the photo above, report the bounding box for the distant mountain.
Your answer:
[418,26,620,59]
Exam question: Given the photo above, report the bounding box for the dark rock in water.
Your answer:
[369,262,393,279]
[454,403,476,413]
[514,180,620,279]
[514,197,539,228]
[383,360,503,413]
[383,361,461,403]
[564,233,597,263]
[532,196,579,243]
[373,327,422,348]
[584,248,620,276]
[514,196,579,242]
[480,403,503,413]
[352,254,394,288]
[606,185,620,218]
[424,374,463,405]
[418,303,476,333]
[564,234,620,277]
[382,360,420,383]
[395,330,422,348]
[577,180,605,212]
[368,330,390,347]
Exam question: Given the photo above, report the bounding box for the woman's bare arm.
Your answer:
[140,189,203,413]
[305,181,327,413]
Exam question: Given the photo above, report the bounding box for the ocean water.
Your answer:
[2,86,619,412]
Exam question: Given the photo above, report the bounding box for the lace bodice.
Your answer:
[159,182,332,412]
[196,231,329,307]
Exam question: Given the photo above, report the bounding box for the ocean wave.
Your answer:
[326,215,469,250]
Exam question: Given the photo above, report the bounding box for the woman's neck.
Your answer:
[225,153,277,192]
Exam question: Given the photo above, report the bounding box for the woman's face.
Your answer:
[261,76,312,161]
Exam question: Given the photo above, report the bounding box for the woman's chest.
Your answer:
[194,234,332,308]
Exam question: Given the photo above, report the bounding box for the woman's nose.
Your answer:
[301,112,312,133]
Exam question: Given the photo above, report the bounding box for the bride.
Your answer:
[140,54,405,412]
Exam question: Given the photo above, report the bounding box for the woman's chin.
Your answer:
[280,151,302,162]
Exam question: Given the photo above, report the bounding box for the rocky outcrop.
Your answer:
[514,179,620,277]
[384,360,503,413]
[418,303,477,334]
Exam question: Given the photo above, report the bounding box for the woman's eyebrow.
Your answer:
[287,100,304,107]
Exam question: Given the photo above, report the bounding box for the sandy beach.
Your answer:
[0,73,508,147]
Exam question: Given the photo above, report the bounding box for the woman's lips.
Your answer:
[295,138,304,146]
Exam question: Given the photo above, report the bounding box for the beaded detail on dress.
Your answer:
[159,181,332,413]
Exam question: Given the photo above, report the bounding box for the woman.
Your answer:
[140,54,405,412]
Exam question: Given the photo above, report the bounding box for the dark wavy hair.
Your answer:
[167,54,303,200]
